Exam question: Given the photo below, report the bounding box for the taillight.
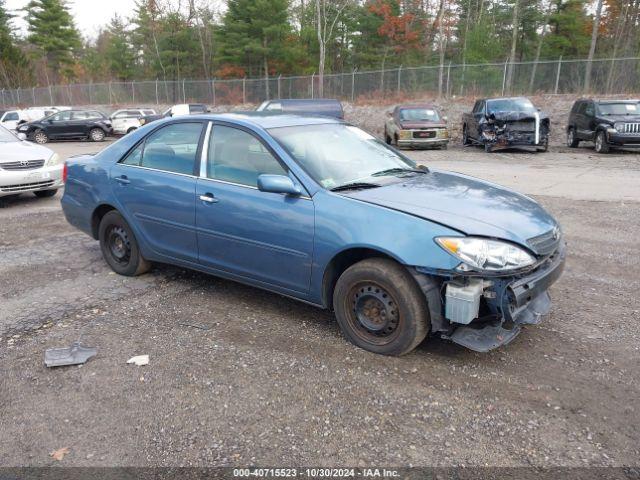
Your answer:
[62,162,68,183]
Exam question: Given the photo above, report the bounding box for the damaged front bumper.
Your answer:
[414,243,566,352]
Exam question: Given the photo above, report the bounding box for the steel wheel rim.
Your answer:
[596,134,602,151]
[107,226,131,265]
[346,282,401,346]
[35,132,47,143]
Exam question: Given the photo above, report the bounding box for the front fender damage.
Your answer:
[411,243,565,352]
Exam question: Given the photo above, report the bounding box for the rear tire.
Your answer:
[462,124,471,145]
[89,128,106,142]
[333,258,429,356]
[594,130,610,153]
[99,210,151,276]
[567,127,579,148]
[537,138,549,152]
[34,189,58,198]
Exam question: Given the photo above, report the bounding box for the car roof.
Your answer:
[485,96,531,101]
[396,103,439,110]
[188,112,344,129]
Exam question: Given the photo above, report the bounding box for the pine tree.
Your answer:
[217,0,292,97]
[25,0,81,81]
[0,0,30,88]
[104,15,136,81]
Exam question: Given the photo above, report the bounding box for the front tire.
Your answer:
[89,128,106,142]
[33,130,49,144]
[594,130,610,153]
[333,258,429,356]
[34,189,58,198]
[567,127,579,148]
[99,211,151,276]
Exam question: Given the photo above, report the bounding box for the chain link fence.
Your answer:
[1,56,639,108]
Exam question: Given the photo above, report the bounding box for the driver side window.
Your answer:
[207,126,287,188]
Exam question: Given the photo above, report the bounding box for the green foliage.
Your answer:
[217,0,296,78]
[544,0,592,58]
[25,0,81,80]
[104,15,137,81]
[0,0,31,87]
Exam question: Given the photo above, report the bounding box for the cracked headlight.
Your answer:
[47,153,61,166]
[436,237,536,272]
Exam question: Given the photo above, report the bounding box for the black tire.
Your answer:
[333,258,429,356]
[394,134,399,147]
[89,128,106,142]
[126,127,137,135]
[537,138,549,152]
[594,130,610,153]
[462,124,471,145]
[34,189,58,198]
[98,210,151,276]
[33,129,49,144]
[567,127,579,148]
[441,143,448,150]
[484,143,493,153]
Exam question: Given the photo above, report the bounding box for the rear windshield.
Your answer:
[486,98,536,114]
[399,108,440,122]
[597,102,640,115]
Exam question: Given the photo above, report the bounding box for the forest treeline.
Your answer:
[0,0,638,90]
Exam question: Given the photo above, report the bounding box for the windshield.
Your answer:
[597,102,639,115]
[0,125,18,142]
[487,98,536,114]
[399,108,440,122]
[269,124,417,190]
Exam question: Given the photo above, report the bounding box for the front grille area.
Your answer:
[412,130,436,139]
[527,228,561,256]
[0,180,54,192]
[618,123,640,134]
[0,159,45,171]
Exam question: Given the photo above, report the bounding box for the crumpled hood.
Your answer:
[490,111,549,122]
[343,169,558,250]
[0,141,53,163]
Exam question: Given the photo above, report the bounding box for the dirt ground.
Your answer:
[0,139,639,468]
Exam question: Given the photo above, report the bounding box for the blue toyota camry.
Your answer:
[61,113,565,355]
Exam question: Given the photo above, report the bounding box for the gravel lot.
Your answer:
[1,138,639,468]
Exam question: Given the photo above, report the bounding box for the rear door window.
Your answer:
[123,122,203,175]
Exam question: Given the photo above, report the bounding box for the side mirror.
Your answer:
[257,174,302,196]
[17,133,27,141]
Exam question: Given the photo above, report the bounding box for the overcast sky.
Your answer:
[5,0,137,39]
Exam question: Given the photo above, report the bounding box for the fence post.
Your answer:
[182,79,186,103]
[212,78,216,106]
[32,87,36,106]
[351,68,356,102]
[155,79,159,105]
[1,89,4,107]
[242,77,246,104]
[278,75,282,99]
[131,82,135,103]
[311,73,315,99]
[446,61,452,97]
[397,65,402,96]
[16,87,20,104]
[108,81,113,105]
[554,56,562,94]
[88,83,93,105]
[501,58,508,96]
[48,85,53,105]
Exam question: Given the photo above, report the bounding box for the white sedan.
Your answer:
[0,125,64,199]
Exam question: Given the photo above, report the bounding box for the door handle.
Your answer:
[199,193,218,204]
[114,175,130,185]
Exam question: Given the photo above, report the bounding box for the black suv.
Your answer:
[567,99,640,153]
[17,109,112,144]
